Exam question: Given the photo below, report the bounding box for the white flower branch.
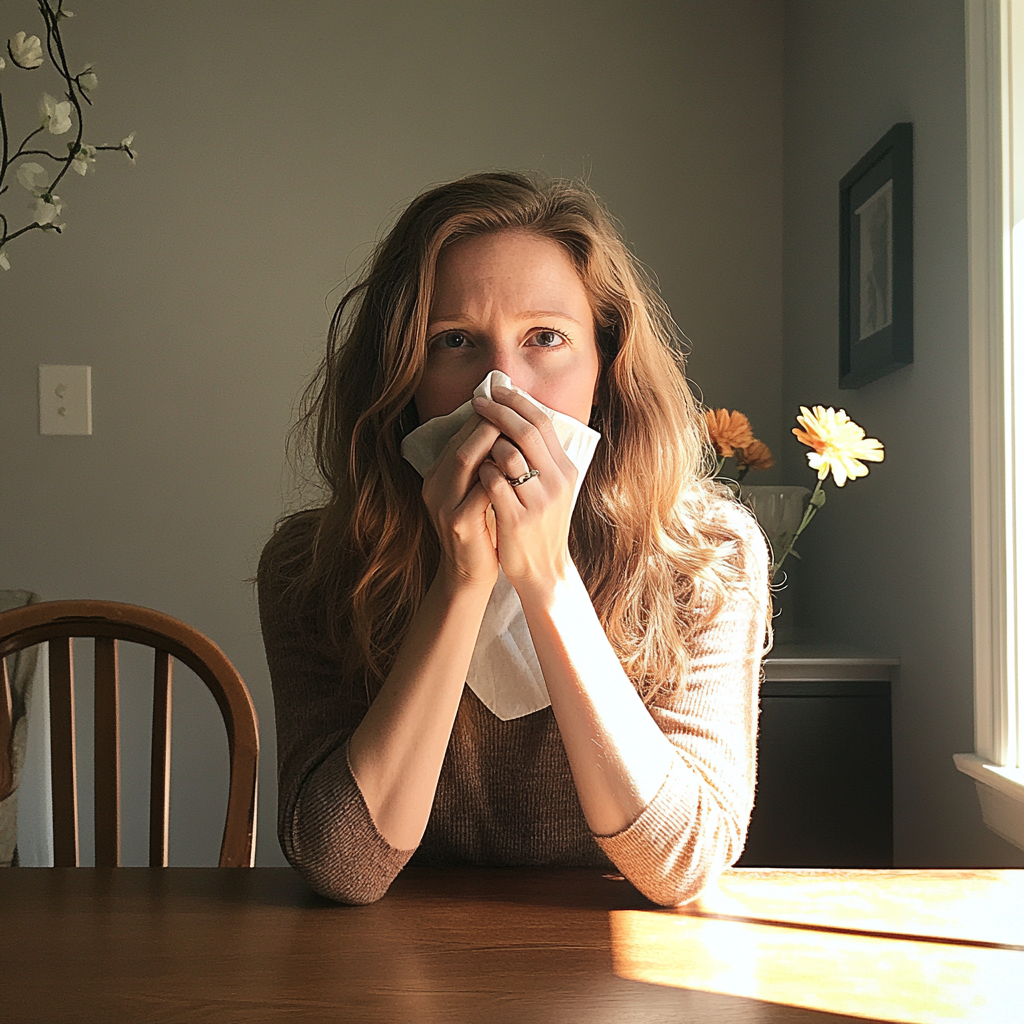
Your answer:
[0,0,135,269]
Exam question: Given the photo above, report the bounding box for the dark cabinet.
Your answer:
[738,679,893,868]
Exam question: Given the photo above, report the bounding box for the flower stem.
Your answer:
[770,479,826,584]
[0,94,9,202]
[11,127,46,162]
[2,221,53,243]
[16,149,68,161]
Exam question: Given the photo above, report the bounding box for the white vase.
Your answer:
[738,485,812,563]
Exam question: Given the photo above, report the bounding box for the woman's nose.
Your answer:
[486,346,529,390]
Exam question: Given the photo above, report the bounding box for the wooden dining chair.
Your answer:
[0,600,259,867]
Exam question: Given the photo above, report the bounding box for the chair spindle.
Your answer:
[49,637,79,867]
[93,636,120,867]
[149,649,173,867]
[0,657,14,801]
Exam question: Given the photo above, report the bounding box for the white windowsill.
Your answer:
[954,753,1024,850]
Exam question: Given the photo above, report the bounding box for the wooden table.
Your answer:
[1,867,1020,1023]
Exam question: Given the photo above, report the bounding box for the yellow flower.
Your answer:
[792,406,884,486]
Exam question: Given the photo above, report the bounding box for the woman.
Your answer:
[258,171,770,906]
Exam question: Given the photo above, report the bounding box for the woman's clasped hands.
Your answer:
[421,384,579,600]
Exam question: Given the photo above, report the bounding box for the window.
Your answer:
[957,0,1024,849]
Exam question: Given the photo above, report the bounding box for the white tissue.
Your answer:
[401,370,601,720]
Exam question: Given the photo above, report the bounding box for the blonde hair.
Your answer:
[270,171,761,704]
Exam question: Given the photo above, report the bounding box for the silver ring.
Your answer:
[507,468,540,487]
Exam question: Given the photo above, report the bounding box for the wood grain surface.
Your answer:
[0,867,1020,1023]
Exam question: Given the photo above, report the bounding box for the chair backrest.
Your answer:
[0,601,259,867]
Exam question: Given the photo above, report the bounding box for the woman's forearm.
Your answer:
[517,563,677,838]
[470,388,676,835]
[348,572,492,850]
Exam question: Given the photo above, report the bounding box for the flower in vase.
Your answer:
[792,406,885,486]
[704,408,755,457]
[735,439,775,472]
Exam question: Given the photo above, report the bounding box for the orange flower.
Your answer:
[703,408,755,457]
[736,439,775,471]
[792,406,884,486]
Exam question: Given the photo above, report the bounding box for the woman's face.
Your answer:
[414,229,601,424]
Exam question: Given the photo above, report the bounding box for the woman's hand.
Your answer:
[472,385,676,843]
[471,385,579,598]
[421,412,503,592]
[351,413,504,852]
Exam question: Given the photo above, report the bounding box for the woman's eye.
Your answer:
[531,330,566,348]
[433,331,470,350]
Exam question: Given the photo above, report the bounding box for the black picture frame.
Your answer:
[838,122,913,389]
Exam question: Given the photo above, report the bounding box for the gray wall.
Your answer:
[0,1,784,864]
[783,0,1024,865]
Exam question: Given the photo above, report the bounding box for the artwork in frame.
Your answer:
[838,122,913,389]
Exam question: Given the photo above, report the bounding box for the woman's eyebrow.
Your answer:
[427,310,584,328]
[516,309,584,326]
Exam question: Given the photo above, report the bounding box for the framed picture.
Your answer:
[838,122,913,389]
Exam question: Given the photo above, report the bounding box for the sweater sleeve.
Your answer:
[594,501,770,906]
[257,524,415,905]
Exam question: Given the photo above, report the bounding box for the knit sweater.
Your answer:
[257,501,769,907]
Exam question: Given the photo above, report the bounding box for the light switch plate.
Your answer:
[39,364,92,435]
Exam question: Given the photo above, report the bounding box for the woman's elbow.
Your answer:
[635,808,746,908]
[282,809,410,906]
[296,853,396,905]
[634,859,725,908]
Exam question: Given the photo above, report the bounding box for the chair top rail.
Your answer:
[0,600,259,868]
[0,601,258,748]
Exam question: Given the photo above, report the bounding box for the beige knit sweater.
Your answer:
[257,501,768,907]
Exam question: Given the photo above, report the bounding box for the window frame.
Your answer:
[957,0,1024,850]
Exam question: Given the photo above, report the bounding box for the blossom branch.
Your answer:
[8,126,47,166]
[36,0,81,195]
[3,220,52,244]
[0,94,8,191]
[93,141,135,160]
[15,147,66,161]
[1,0,134,264]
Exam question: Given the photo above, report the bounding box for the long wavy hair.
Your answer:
[269,171,761,705]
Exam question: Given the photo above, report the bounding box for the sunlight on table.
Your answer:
[609,869,1024,1024]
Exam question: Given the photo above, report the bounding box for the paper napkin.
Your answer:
[401,370,601,719]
